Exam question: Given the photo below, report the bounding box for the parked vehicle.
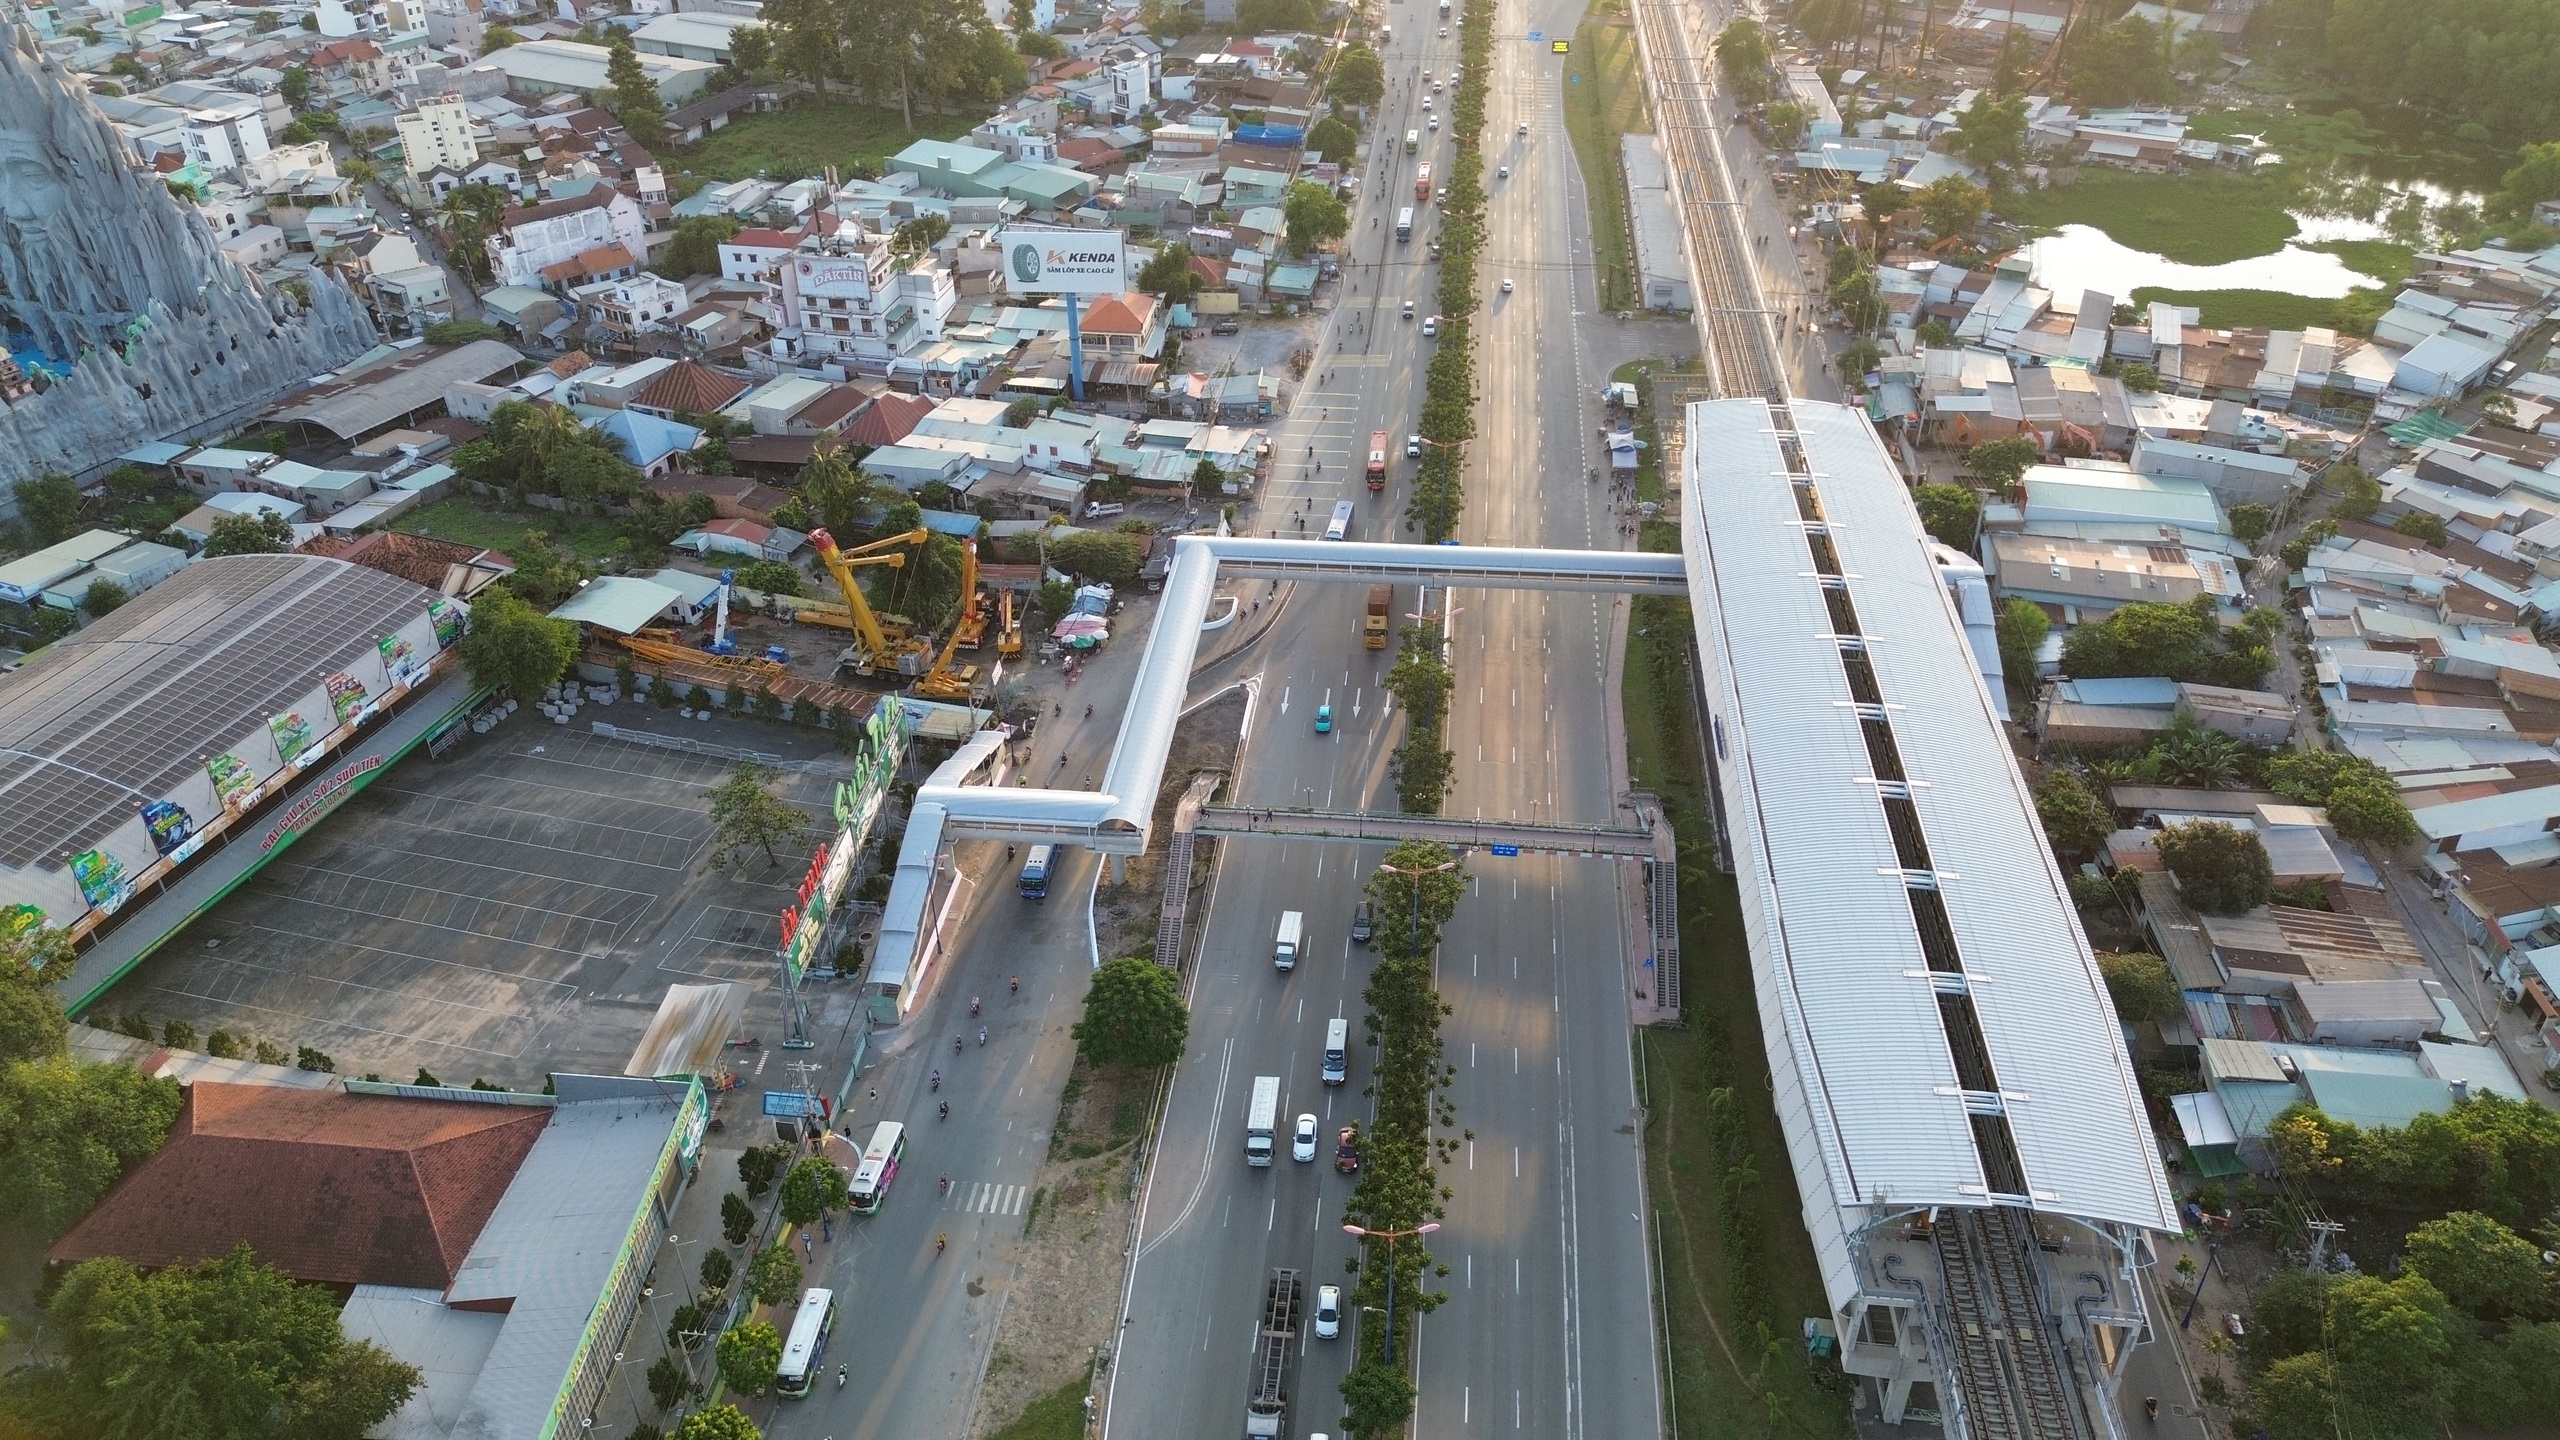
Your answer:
[1211,318,1240,335]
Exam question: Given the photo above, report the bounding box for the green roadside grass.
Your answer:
[2128,284,2386,332]
[1561,15,1649,313]
[1623,592,1855,1440]
[395,497,628,562]
[672,100,972,182]
[1998,171,2304,265]
[988,1376,1089,1440]
[1611,359,1667,503]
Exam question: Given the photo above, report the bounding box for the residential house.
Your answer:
[486,187,648,292]
[369,266,454,334]
[595,409,702,479]
[178,96,271,176]
[887,138,1096,212]
[1073,291,1166,359]
[311,39,394,99]
[627,360,750,419]
[773,228,957,367]
[579,274,689,344]
[395,96,478,181]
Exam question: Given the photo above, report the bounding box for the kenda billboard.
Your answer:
[997,227,1128,295]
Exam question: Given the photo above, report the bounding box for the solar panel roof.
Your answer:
[0,555,437,871]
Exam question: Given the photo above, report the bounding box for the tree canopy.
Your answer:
[1072,956,1189,1069]
[1048,528,1144,585]
[2155,820,2274,915]
[1910,483,1981,548]
[0,1054,184,1237]
[603,29,665,146]
[1950,95,2027,175]
[1712,18,1774,103]
[716,1320,782,1396]
[778,1153,849,1226]
[2058,596,2277,688]
[1307,113,1360,163]
[1135,242,1202,305]
[2097,952,2181,1024]
[4,1244,416,1440]
[457,588,577,701]
[1964,435,2041,491]
[0,926,72,1067]
[1996,599,2049,685]
[704,762,810,871]
[656,214,739,279]
[202,509,296,557]
[13,473,81,545]
[1330,44,1384,107]
[2031,769,2113,857]
[1283,181,1350,257]
[1914,175,1988,241]
[2314,0,2560,150]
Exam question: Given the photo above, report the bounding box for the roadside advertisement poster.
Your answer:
[140,800,194,856]
[268,711,315,767]
[428,598,466,650]
[208,753,260,811]
[70,848,133,914]
[325,672,371,729]
[380,634,427,690]
[997,227,1127,295]
[0,904,45,942]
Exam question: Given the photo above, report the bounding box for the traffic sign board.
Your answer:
[762,1090,819,1118]
[1528,28,1543,40]
[1490,843,1521,857]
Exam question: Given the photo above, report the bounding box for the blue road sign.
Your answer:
[1490,843,1521,857]
[1528,28,1542,40]
[762,1090,819,1118]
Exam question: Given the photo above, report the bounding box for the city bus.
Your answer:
[1404,129,1419,154]
[774,1288,838,1398]
[1414,161,1433,202]
[1395,207,1414,243]
[1324,500,1354,541]
[847,1120,907,1214]
[1366,431,1388,491]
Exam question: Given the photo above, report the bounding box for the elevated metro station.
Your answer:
[866,398,2172,1438]
[1684,398,2176,1436]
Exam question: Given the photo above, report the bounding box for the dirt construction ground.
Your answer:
[106,718,840,1088]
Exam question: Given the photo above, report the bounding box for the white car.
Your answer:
[1438,24,1447,34]
[1518,121,1529,135]
[1429,114,1441,131]
[1422,94,1432,110]
[1314,1285,1342,1340]
[1405,434,1422,457]
[1421,315,1439,337]
[1498,165,1509,178]
[1292,1114,1319,1162]
[1401,300,1416,319]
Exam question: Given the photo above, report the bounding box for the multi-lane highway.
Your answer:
[1101,1,1663,1436]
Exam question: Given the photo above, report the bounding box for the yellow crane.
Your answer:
[809,526,931,675]
[912,537,984,701]
[995,589,1024,657]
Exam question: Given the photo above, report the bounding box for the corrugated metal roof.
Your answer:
[1685,399,2177,1235]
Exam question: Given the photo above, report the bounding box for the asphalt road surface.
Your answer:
[1101,1,1664,1435]
[760,842,1107,1440]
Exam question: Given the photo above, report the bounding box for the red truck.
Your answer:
[1365,430,1388,492]
[1414,161,1433,202]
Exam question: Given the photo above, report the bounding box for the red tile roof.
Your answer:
[312,38,382,66]
[633,359,752,415]
[726,228,799,252]
[1074,291,1156,336]
[843,391,933,447]
[792,383,878,431]
[1057,137,1125,169]
[48,1083,548,1290]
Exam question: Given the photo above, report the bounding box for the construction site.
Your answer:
[548,522,1032,727]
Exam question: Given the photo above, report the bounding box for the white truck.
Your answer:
[1273,911,1303,970]
[1245,1075,1280,1166]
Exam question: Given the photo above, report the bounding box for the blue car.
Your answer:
[1314,704,1333,734]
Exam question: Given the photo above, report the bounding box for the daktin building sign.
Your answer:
[998,228,1127,295]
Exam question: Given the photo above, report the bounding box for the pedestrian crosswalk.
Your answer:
[950,1181,1030,1216]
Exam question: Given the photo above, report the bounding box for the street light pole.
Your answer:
[1343,1221,1440,1362]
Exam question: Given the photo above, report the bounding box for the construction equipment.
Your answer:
[810,527,931,675]
[911,538,984,701]
[994,590,1023,657]
[614,633,787,679]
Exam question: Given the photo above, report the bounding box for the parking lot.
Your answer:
[113,719,844,1088]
